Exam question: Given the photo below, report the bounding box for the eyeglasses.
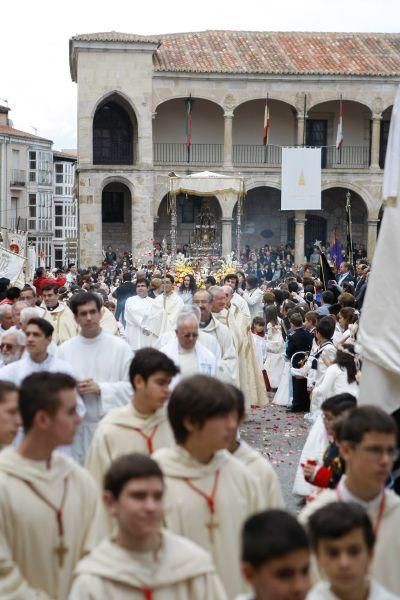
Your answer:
[181,333,199,339]
[0,343,16,351]
[351,444,400,462]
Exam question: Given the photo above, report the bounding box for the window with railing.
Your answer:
[28,192,52,232]
[54,162,74,196]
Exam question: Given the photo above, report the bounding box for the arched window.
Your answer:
[93,100,134,165]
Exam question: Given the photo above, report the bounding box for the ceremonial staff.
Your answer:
[346,191,354,266]
[161,237,167,311]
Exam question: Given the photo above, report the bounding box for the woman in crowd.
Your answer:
[178,274,197,304]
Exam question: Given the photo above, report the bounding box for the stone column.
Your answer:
[221,217,233,256]
[367,218,379,259]
[294,210,306,265]
[223,111,234,168]
[370,113,382,169]
[296,113,306,146]
[79,178,103,267]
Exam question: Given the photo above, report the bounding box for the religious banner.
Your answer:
[281,147,321,210]
[0,247,25,285]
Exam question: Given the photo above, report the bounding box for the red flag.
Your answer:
[262,97,270,145]
[336,96,343,149]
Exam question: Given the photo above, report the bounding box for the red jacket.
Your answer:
[33,275,67,295]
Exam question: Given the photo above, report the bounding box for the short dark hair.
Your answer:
[305,311,318,325]
[246,275,258,289]
[321,393,357,416]
[136,277,149,287]
[19,372,76,431]
[41,283,59,294]
[122,272,132,282]
[328,303,341,317]
[165,274,174,284]
[252,316,265,328]
[6,287,20,301]
[289,312,303,327]
[322,290,335,305]
[316,316,335,340]
[308,502,375,551]
[338,292,355,308]
[206,275,217,286]
[168,375,235,444]
[288,281,299,293]
[69,291,102,315]
[224,274,238,285]
[26,317,54,338]
[104,453,164,499]
[338,406,398,445]
[0,381,18,403]
[339,307,356,324]
[21,286,35,296]
[129,348,179,389]
[242,510,309,568]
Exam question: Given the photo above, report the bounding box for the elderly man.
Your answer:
[19,286,39,307]
[193,289,238,385]
[0,329,25,367]
[10,301,29,330]
[159,311,216,384]
[0,305,13,334]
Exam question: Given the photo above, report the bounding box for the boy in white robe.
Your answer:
[70,453,227,599]
[124,277,153,350]
[307,502,399,600]
[57,292,134,464]
[0,372,103,599]
[85,348,178,529]
[227,385,284,508]
[300,406,400,596]
[153,374,265,599]
[237,509,311,600]
[143,274,184,345]
[0,381,20,448]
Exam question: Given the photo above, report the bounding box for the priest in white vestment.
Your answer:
[41,284,78,345]
[241,275,264,320]
[153,375,265,599]
[57,292,134,464]
[71,453,227,599]
[159,312,217,385]
[193,290,238,385]
[0,372,103,600]
[143,274,184,346]
[124,278,153,350]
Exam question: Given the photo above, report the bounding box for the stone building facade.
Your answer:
[69,31,400,266]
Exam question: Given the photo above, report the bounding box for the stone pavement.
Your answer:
[241,402,310,513]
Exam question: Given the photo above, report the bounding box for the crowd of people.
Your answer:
[0,245,398,600]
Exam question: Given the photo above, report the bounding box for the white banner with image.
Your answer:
[0,247,25,286]
[281,147,321,210]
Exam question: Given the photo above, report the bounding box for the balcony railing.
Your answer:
[93,141,136,165]
[324,146,370,168]
[153,143,371,169]
[233,144,282,166]
[154,143,223,165]
[8,217,28,231]
[10,169,26,186]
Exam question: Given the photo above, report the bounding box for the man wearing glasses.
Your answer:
[159,311,217,387]
[0,330,25,367]
[300,406,400,596]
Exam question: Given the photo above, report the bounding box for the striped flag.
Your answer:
[336,96,344,149]
[262,96,270,145]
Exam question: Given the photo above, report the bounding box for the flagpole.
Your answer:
[346,190,354,266]
[339,95,342,165]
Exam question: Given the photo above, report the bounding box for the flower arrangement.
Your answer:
[211,252,240,283]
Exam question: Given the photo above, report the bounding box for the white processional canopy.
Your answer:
[168,171,245,198]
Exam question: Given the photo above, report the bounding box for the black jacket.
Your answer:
[286,327,314,361]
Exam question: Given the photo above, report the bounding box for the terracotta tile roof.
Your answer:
[152,30,400,76]
[71,31,158,44]
[0,125,52,143]
[53,150,77,160]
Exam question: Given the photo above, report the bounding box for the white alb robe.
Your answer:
[143,292,184,344]
[200,316,238,385]
[242,287,264,320]
[233,440,284,508]
[159,337,217,385]
[299,481,400,596]
[0,447,103,600]
[124,295,153,350]
[57,330,134,464]
[70,530,227,599]
[153,446,264,599]
[43,303,78,345]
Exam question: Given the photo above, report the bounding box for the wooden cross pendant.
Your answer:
[205,514,219,544]
[54,538,69,567]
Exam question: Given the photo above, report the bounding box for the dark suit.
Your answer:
[286,327,314,412]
